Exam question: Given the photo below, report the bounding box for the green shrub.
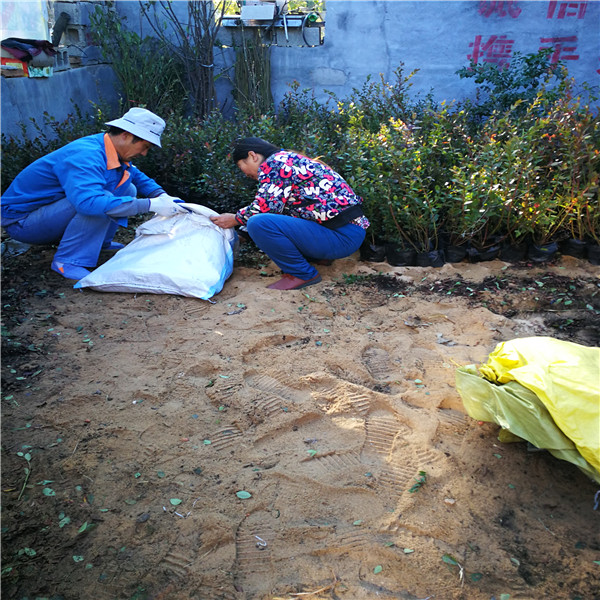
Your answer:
[230,28,274,118]
[341,66,417,134]
[456,48,568,124]
[2,52,598,252]
[446,89,599,248]
[89,5,187,117]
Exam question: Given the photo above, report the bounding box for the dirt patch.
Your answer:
[2,240,599,600]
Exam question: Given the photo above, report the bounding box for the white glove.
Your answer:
[149,194,188,216]
[156,192,184,203]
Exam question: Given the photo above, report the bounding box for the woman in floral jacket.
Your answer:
[211,138,369,290]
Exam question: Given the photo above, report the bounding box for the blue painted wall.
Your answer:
[2,0,598,140]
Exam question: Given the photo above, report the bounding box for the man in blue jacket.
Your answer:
[1,107,187,281]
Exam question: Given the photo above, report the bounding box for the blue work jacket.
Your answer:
[1,133,163,226]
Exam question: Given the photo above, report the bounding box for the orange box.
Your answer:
[1,56,29,76]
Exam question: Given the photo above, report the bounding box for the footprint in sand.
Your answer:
[362,345,393,381]
[162,548,194,579]
[234,511,276,595]
[360,409,411,461]
[205,424,245,451]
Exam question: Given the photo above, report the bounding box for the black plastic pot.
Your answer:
[416,249,445,267]
[587,243,600,265]
[385,244,417,266]
[479,244,501,262]
[559,238,587,259]
[528,241,558,263]
[429,249,445,267]
[445,245,468,263]
[500,241,528,263]
[360,240,386,262]
[415,252,430,267]
[467,243,501,263]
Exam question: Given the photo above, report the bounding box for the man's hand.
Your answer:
[149,195,188,216]
[210,213,239,229]
[156,192,184,204]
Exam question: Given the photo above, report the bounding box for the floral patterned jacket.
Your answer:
[235,151,369,230]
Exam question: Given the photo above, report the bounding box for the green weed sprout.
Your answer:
[16,451,32,501]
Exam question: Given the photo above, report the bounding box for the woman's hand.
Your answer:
[210,213,239,229]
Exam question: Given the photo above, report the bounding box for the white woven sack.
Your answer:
[75,204,236,299]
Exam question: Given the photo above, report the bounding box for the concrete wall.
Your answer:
[117,0,600,110]
[1,65,120,139]
[2,0,598,140]
[269,0,599,107]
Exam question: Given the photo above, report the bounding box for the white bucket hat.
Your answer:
[105,107,165,147]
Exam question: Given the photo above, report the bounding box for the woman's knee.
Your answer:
[246,213,281,236]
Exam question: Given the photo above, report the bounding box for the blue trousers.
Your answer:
[4,184,135,267]
[246,213,366,280]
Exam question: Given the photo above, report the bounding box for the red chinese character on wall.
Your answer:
[478,1,522,18]
[547,1,587,19]
[468,35,515,66]
[539,36,579,62]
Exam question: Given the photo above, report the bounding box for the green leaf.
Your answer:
[403,548,414,554]
[236,491,252,499]
[78,521,95,533]
[72,555,84,562]
[58,516,71,528]
[169,498,183,505]
[353,520,363,526]
[470,572,483,582]
[373,565,383,574]
[442,553,458,565]
[42,487,56,496]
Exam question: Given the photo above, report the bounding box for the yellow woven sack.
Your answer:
[456,337,600,483]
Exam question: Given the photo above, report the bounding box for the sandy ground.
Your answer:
[1,241,599,600]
